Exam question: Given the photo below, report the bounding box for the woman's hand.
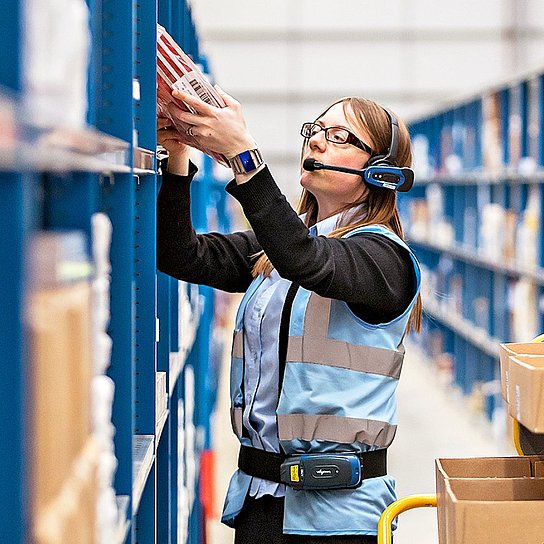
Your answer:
[167,86,257,159]
[157,115,191,176]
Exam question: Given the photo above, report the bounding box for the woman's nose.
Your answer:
[308,130,327,152]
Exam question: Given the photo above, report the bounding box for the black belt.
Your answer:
[238,445,387,484]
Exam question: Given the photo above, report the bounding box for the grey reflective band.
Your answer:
[232,330,243,358]
[277,413,397,448]
[286,336,404,379]
[231,407,243,438]
[228,148,264,175]
[287,294,404,378]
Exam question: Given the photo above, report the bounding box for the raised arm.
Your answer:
[156,161,261,293]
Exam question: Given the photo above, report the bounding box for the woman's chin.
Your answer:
[300,172,314,190]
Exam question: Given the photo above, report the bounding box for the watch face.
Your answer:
[230,149,263,174]
[239,150,257,172]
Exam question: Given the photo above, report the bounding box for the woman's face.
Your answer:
[300,102,373,214]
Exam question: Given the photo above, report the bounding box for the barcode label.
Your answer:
[188,77,213,104]
[171,74,222,110]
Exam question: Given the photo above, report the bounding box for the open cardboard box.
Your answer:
[442,477,544,544]
[508,355,544,433]
[436,457,544,544]
[499,342,544,402]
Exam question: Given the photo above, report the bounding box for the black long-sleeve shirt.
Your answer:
[157,163,416,324]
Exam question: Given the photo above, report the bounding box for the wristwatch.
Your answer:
[228,148,264,175]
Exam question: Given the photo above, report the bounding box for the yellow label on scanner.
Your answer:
[290,465,300,482]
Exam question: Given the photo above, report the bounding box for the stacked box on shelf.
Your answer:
[405,71,544,426]
[25,233,96,543]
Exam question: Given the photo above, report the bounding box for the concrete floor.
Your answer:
[207,334,514,544]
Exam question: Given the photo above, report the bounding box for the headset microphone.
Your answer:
[303,158,414,193]
[303,158,362,176]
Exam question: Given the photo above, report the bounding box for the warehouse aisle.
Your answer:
[208,332,514,544]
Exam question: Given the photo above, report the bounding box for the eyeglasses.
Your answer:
[300,122,373,154]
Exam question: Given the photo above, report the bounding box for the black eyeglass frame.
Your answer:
[300,122,373,155]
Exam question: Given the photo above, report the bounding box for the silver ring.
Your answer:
[186,125,194,137]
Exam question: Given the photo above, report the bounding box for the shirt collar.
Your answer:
[312,211,343,236]
[300,203,367,236]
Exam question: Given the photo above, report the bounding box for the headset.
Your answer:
[303,107,414,192]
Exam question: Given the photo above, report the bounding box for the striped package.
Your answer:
[157,24,228,165]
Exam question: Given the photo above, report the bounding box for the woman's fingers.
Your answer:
[213,84,239,108]
[167,100,199,125]
[157,116,172,130]
[162,85,255,158]
[157,128,191,148]
[172,89,215,116]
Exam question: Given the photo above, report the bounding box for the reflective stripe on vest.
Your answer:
[276,225,420,452]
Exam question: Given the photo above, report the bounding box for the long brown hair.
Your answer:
[252,97,422,333]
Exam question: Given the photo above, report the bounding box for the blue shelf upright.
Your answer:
[0,0,25,541]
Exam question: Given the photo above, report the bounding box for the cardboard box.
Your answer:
[508,355,544,432]
[27,282,93,512]
[498,342,544,402]
[443,478,544,544]
[435,457,544,544]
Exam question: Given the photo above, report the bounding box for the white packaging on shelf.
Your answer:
[91,374,119,544]
[411,134,431,177]
[27,231,92,290]
[479,203,505,259]
[510,279,539,343]
[91,213,113,278]
[23,0,91,128]
[515,185,540,268]
[482,93,503,175]
[177,400,189,543]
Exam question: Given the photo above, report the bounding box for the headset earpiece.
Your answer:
[365,154,388,168]
[360,107,414,192]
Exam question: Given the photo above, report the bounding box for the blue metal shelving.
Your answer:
[1,1,228,542]
[405,70,544,423]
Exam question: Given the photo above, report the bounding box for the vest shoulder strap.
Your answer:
[277,282,300,409]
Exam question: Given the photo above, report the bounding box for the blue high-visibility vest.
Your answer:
[222,224,421,536]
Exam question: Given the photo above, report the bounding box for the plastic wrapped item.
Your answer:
[156,24,228,166]
[479,203,505,259]
[89,213,119,542]
[27,231,93,290]
[481,93,503,175]
[408,199,428,240]
[510,279,539,343]
[411,134,432,178]
[516,187,540,268]
[425,183,454,245]
[23,0,91,128]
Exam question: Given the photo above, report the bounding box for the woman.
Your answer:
[157,87,421,544]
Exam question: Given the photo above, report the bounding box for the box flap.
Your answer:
[436,457,533,479]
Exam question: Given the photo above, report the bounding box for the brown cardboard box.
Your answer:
[508,354,544,432]
[34,438,99,544]
[443,478,544,544]
[435,457,544,544]
[27,282,92,512]
[498,342,544,402]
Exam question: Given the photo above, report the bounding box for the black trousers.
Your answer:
[234,495,379,544]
